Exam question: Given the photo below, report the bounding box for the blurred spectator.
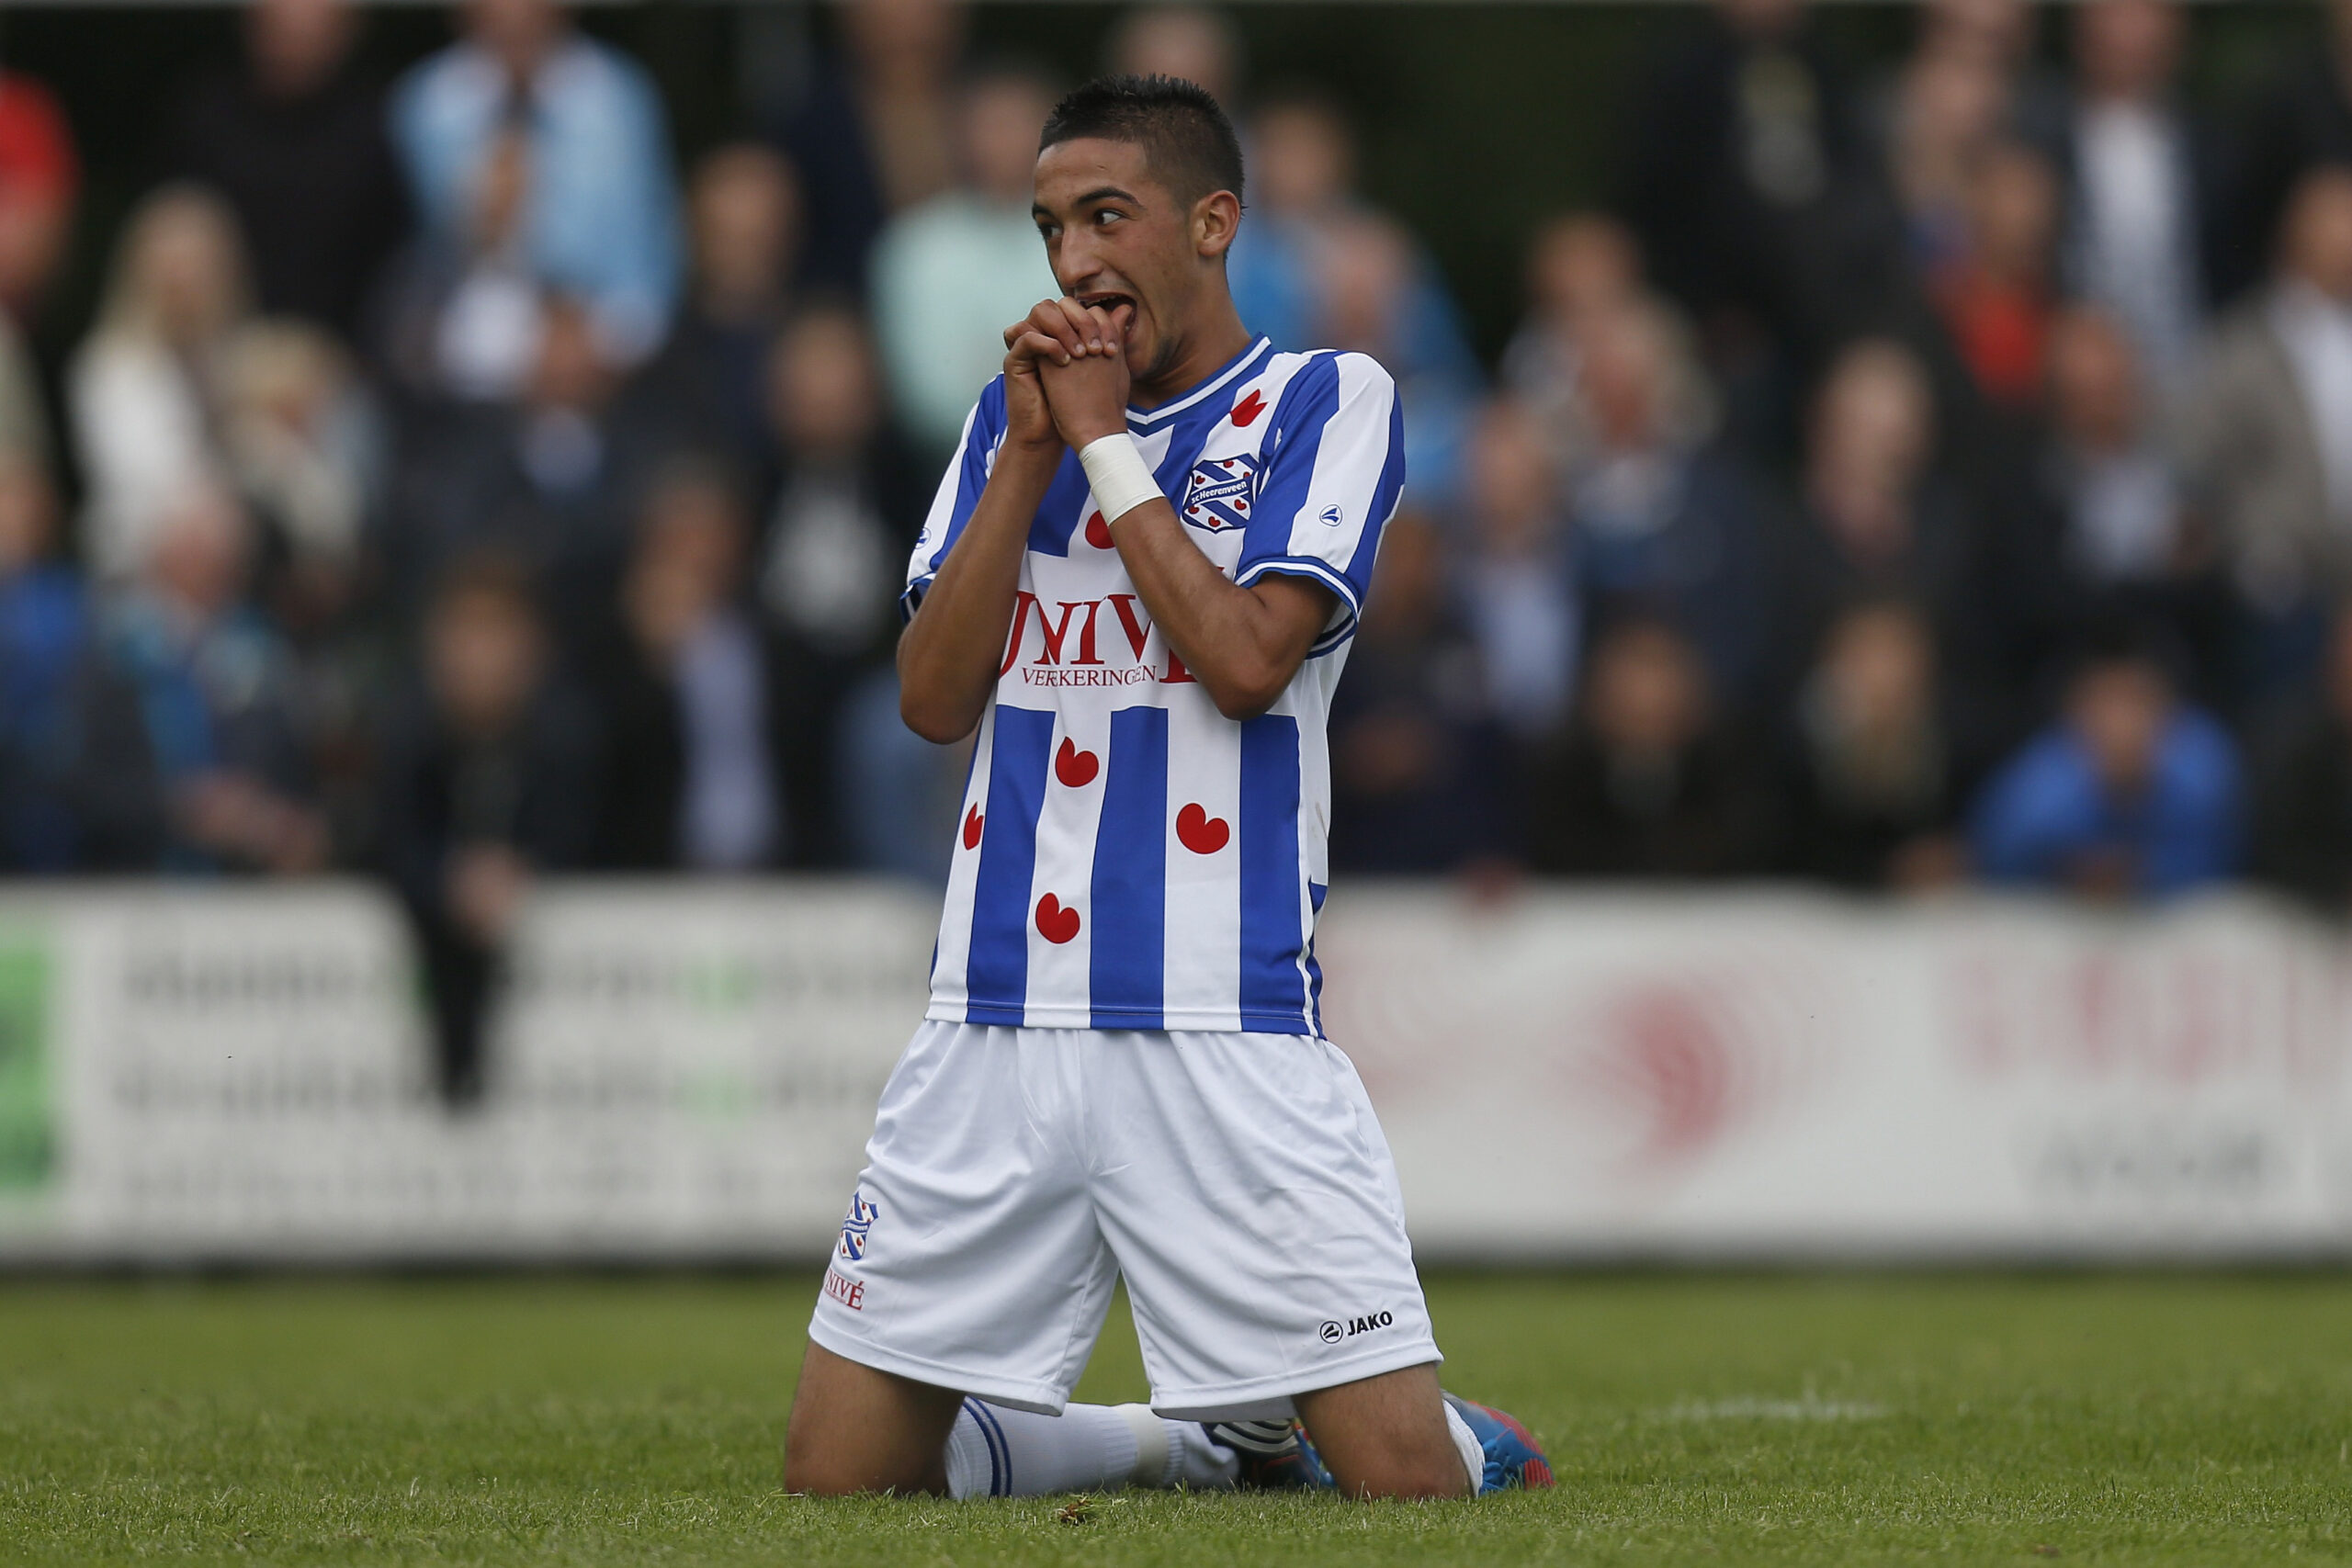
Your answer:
[376,555,600,1100]
[1915,0,2041,73]
[94,484,327,877]
[1328,511,1508,873]
[68,186,254,581]
[1524,613,1772,878]
[1106,5,1242,107]
[1772,340,1990,703]
[0,310,47,460]
[0,455,89,871]
[375,121,538,401]
[211,321,388,855]
[2186,165,2352,695]
[2038,0,2220,402]
[596,463,786,872]
[215,320,379,595]
[166,0,410,338]
[773,0,966,298]
[2022,306,2221,687]
[1929,140,2061,410]
[2250,601,2352,911]
[1309,209,1482,504]
[390,0,683,365]
[1616,0,1890,384]
[1455,400,1579,741]
[1556,299,1764,702]
[1971,625,2240,899]
[637,143,802,479]
[757,305,930,869]
[391,293,671,643]
[0,60,77,322]
[1781,599,1967,888]
[1886,44,2009,279]
[1498,213,1715,483]
[2230,0,2352,301]
[1227,87,1340,351]
[1227,91,1482,494]
[2041,309,2177,587]
[870,64,1058,457]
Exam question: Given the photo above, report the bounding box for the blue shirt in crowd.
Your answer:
[390,34,683,360]
[0,564,87,871]
[1971,707,2243,897]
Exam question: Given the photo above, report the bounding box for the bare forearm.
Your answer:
[1109,500,1326,720]
[898,447,1059,742]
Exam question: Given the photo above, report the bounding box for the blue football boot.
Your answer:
[1444,1393,1555,1494]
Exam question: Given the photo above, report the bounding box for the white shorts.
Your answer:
[808,1021,1442,1420]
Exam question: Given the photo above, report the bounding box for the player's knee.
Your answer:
[782,1430,927,1497]
[1330,1443,1476,1502]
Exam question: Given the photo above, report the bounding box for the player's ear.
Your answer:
[1194,190,1241,263]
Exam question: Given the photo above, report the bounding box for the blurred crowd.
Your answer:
[6,0,2352,1032]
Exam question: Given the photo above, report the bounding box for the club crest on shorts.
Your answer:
[837,1193,879,1261]
[1181,452,1263,533]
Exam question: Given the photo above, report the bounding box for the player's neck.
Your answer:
[1127,296,1254,412]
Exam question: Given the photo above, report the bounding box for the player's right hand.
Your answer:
[1002,298,1118,454]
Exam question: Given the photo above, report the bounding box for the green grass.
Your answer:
[1,1273,2347,1565]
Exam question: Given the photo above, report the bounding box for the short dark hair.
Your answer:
[1039,73,1244,208]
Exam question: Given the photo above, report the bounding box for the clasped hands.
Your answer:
[1001,297,1134,455]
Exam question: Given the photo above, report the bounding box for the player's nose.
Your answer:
[1053,232,1108,291]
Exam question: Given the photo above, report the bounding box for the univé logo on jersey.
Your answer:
[1317,1310,1395,1345]
[1182,452,1263,533]
[999,590,1198,688]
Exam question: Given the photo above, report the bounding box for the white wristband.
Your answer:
[1078,433,1162,525]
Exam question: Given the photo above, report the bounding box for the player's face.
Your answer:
[1031,137,1210,387]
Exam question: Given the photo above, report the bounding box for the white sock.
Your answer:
[941,1400,1238,1497]
[1443,1401,1487,1496]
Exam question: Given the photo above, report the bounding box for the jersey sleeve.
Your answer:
[901,376,1010,621]
[1232,351,1407,653]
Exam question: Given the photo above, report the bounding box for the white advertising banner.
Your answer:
[1320,889,2352,1259]
[2,881,2350,1261]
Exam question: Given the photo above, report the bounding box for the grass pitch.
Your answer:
[1,1272,2347,1565]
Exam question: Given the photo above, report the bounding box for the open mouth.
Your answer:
[1080,292,1138,329]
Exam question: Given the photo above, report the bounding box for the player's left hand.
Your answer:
[1037,302,1131,450]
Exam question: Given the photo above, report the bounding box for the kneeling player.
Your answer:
[784,74,1551,1501]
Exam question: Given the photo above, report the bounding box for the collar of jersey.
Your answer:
[1124,335,1274,430]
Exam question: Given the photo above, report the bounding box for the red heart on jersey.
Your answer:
[1230,389,1266,426]
[1035,894,1081,944]
[1084,510,1113,549]
[1175,803,1230,854]
[1055,738,1100,787]
[962,804,984,850]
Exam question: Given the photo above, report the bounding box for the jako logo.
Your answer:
[1317,1311,1394,1344]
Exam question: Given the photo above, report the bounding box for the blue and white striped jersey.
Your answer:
[902,335,1405,1035]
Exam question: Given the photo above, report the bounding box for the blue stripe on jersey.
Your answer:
[1350,387,1410,583]
[1027,453,1095,558]
[965,705,1055,1024]
[1238,713,1306,1030]
[1237,353,1342,570]
[1089,705,1169,1029]
[1304,886,1328,1035]
[1306,942,1326,1037]
[901,378,1008,619]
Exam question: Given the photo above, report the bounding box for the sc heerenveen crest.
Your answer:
[1181,452,1264,533]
